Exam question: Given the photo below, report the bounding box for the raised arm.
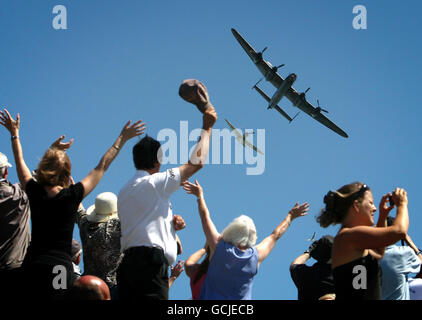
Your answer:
[178,81,217,183]
[291,252,311,268]
[339,188,409,253]
[290,239,319,267]
[183,180,220,254]
[404,234,422,264]
[0,109,32,189]
[369,193,396,259]
[255,202,309,267]
[80,120,145,198]
[168,261,185,288]
[185,247,207,278]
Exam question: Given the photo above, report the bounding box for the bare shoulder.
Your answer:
[333,229,350,253]
[335,225,374,240]
[332,229,365,268]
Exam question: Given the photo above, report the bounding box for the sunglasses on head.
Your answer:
[354,184,370,199]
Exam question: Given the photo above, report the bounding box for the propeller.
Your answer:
[299,87,310,100]
[256,47,268,60]
[315,99,329,113]
[272,64,285,72]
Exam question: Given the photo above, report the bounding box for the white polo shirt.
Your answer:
[118,168,181,265]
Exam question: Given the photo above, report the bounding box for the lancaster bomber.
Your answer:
[231,28,348,138]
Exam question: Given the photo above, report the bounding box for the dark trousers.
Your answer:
[117,246,169,300]
[0,267,24,300]
[22,262,76,300]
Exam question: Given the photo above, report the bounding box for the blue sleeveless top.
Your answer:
[198,240,259,300]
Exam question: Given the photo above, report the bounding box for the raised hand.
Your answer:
[182,180,204,199]
[69,176,75,185]
[379,193,394,218]
[202,106,217,130]
[288,202,310,220]
[0,109,20,136]
[170,260,185,279]
[391,188,408,207]
[173,214,186,231]
[120,120,146,142]
[51,135,74,151]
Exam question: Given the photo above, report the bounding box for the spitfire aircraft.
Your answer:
[225,119,264,155]
[231,28,349,138]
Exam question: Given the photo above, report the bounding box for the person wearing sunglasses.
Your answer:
[317,182,409,300]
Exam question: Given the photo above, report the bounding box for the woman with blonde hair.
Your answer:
[317,182,409,300]
[183,180,309,300]
[0,109,145,299]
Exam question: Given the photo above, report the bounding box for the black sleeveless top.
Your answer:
[333,254,382,300]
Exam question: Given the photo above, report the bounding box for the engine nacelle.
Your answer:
[293,92,306,107]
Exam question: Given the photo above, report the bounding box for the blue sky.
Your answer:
[1,0,421,300]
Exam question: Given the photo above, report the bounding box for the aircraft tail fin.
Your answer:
[253,85,294,123]
[273,105,294,123]
[253,84,271,103]
[291,111,300,122]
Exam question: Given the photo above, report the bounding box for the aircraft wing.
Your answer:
[225,119,244,140]
[288,95,349,138]
[232,28,302,103]
[225,119,264,155]
[232,28,348,138]
[231,28,285,85]
[244,139,264,155]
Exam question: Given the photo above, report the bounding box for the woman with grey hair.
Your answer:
[183,180,309,300]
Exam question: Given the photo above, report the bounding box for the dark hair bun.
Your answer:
[318,191,339,228]
[323,191,336,211]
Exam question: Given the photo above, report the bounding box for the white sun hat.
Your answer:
[86,192,118,223]
[0,152,12,168]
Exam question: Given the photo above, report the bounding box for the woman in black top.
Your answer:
[317,182,409,300]
[0,109,145,299]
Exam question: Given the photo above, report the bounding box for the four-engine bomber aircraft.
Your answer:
[231,28,349,138]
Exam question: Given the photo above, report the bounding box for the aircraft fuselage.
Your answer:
[269,73,297,108]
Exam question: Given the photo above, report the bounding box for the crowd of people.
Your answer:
[0,80,420,301]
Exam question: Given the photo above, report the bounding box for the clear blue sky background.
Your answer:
[1,0,421,300]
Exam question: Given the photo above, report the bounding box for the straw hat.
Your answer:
[86,192,118,223]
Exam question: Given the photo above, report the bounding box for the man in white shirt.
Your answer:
[117,80,217,300]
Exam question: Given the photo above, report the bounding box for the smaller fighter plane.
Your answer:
[225,119,264,155]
